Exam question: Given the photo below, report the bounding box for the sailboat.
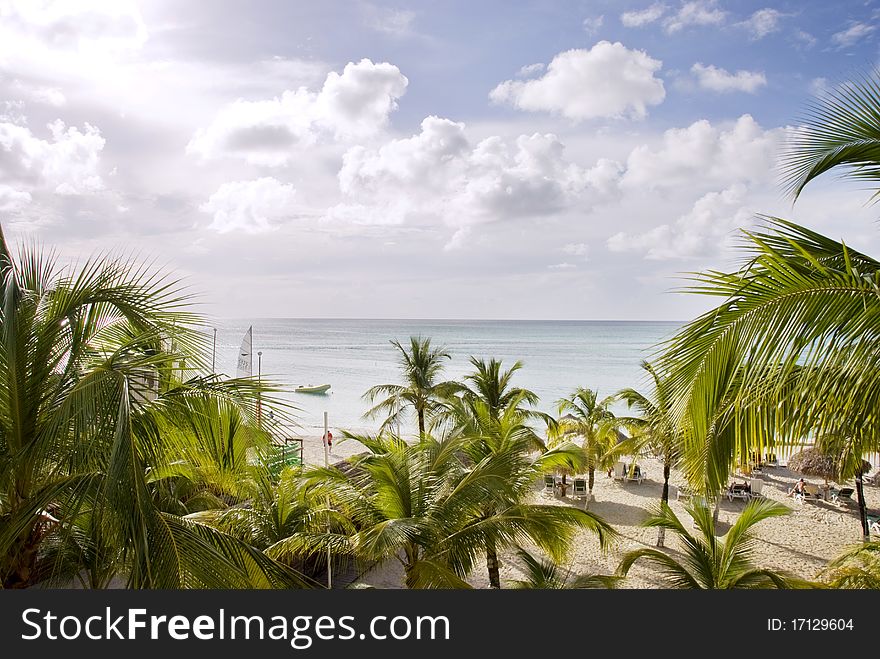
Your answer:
[236,326,253,378]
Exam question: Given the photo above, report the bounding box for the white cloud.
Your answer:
[548,262,576,270]
[489,42,665,121]
[187,59,408,166]
[0,184,31,211]
[363,5,415,36]
[9,79,66,106]
[663,0,726,33]
[562,242,589,257]
[607,184,752,260]
[583,15,604,36]
[831,22,876,48]
[517,63,545,78]
[330,116,623,245]
[621,114,781,191]
[199,177,297,234]
[621,3,667,27]
[738,8,784,39]
[0,119,105,194]
[691,63,767,93]
[793,29,817,49]
[0,0,148,53]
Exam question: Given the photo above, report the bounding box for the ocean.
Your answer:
[209,319,682,437]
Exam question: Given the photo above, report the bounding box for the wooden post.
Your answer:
[324,411,332,589]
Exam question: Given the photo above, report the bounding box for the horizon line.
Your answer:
[203,316,688,323]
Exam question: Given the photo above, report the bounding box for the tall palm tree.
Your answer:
[449,396,603,587]
[615,361,682,547]
[363,337,462,438]
[617,499,797,588]
[280,433,612,588]
[0,228,306,588]
[550,388,619,497]
[460,357,546,422]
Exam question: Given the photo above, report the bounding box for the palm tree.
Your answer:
[780,71,880,202]
[615,361,683,547]
[280,433,612,588]
[363,337,462,438]
[450,396,605,587]
[507,546,619,589]
[188,467,314,554]
[460,357,547,423]
[821,542,880,589]
[0,228,306,588]
[617,499,797,588]
[550,388,619,497]
[658,74,880,540]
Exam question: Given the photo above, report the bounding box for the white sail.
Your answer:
[236,326,253,378]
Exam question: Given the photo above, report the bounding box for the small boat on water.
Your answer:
[294,383,331,394]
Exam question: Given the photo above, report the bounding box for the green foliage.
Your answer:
[0,227,305,588]
[363,336,463,436]
[821,542,880,588]
[781,70,880,201]
[278,433,613,589]
[507,546,620,589]
[617,499,797,589]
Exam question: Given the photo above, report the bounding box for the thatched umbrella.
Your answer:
[787,447,871,488]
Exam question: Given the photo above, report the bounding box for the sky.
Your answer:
[2,0,880,321]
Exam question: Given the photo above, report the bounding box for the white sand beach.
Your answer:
[344,453,880,589]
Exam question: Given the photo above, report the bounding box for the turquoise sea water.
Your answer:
[210,319,682,436]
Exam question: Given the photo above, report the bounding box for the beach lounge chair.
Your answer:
[611,462,626,482]
[748,478,765,500]
[798,483,821,503]
[764,454,779,468]
[865,469,880,486]
[726,481,751,502]
[831,487,854,506]
[572,478,588,500]
[624,465,645,484]
[543,474,556,497]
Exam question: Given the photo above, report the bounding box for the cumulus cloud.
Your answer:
[691,63,767,93]
[489,42,665,121]
[187,59,409,165]
[737,8,784,40]
[0,184,31,211]
[620,3,668,27]
[0,119,105,194]
[199,177,297,234]
[663,0,726,33]
[329,115,623,245]
[607,184,752,260]
[831,22,876,48]
[621,114,781,191]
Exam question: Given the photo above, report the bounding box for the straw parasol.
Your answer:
[786,447,871,488]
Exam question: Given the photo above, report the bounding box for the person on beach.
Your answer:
[323,430,333,452]
[787,478,806,497]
